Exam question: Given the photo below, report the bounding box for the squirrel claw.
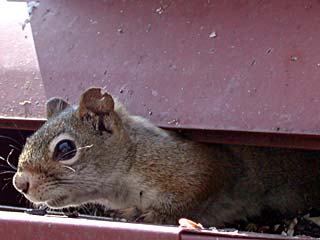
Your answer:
[108,208,164,224]
[135,210,155,223]
[135,212,150,222]
[108,207,142,222]
[135,210,169,224]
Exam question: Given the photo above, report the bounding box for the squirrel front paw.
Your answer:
[135,210,157,223]
[107,207,174,224]
[108,207,142,222]
[136,210,177,225]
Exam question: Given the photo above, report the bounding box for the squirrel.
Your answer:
[13,87,320,226]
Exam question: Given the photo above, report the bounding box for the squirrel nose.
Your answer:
[13,172,31,194]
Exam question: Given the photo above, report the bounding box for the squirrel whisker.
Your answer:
[78,144,94,150]
[58,144,94,162]
[0,135,23,148]
[0,149,17,171]
[1,181,12,191]
[0,163,16,171]
[61,165,76,173]
[0,170,16,175]
[9,144,21,152]
[6,149,17,170]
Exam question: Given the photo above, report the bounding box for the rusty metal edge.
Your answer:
[179,229,311,240]
[165,126,320,150]
[0,117,45,131]
[0,211,180,240]
[0,211,308,240]
[1,117,320,150]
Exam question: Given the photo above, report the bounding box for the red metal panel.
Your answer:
[0,211,308,240]
[2,0,320,148]
[3,118,320,150]
[0,1,45,118]
[180,230,303,240]
[0,211,180,240]
[28,0,320,135]
[2,117,320,150]
[0,117,45,131]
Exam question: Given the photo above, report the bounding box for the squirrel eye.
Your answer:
[53,139,77,161]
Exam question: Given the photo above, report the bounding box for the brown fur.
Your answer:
[13,87,320,226]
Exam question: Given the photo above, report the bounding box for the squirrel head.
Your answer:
[13,88,131,208]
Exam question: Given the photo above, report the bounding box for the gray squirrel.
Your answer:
[13,87,320,225]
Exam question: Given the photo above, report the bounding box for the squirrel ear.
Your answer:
[46,97,70,119]
[78,88,121,134]
[78,87,114,118]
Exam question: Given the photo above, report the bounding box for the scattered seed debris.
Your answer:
[221,208,320,237]
[19,100,32,117]
[179,218,204,229]
[27,1,40,16]
[41,8,51,18]
[155,1,171,15]
[208,48,215,54]
[20,18,30,31]
[89,19,98,24]
[19,100,31,106]
[290,56,298,62]
[169,64,177,70]
[209,31,217,38]
[156,6,165,14]
[266,48,272,54]
[146,24,152,32]
[151,90,158,97]
[167,118,180,125]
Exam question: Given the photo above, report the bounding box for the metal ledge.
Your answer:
[0,211,306,240]
[2,117,320,150]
